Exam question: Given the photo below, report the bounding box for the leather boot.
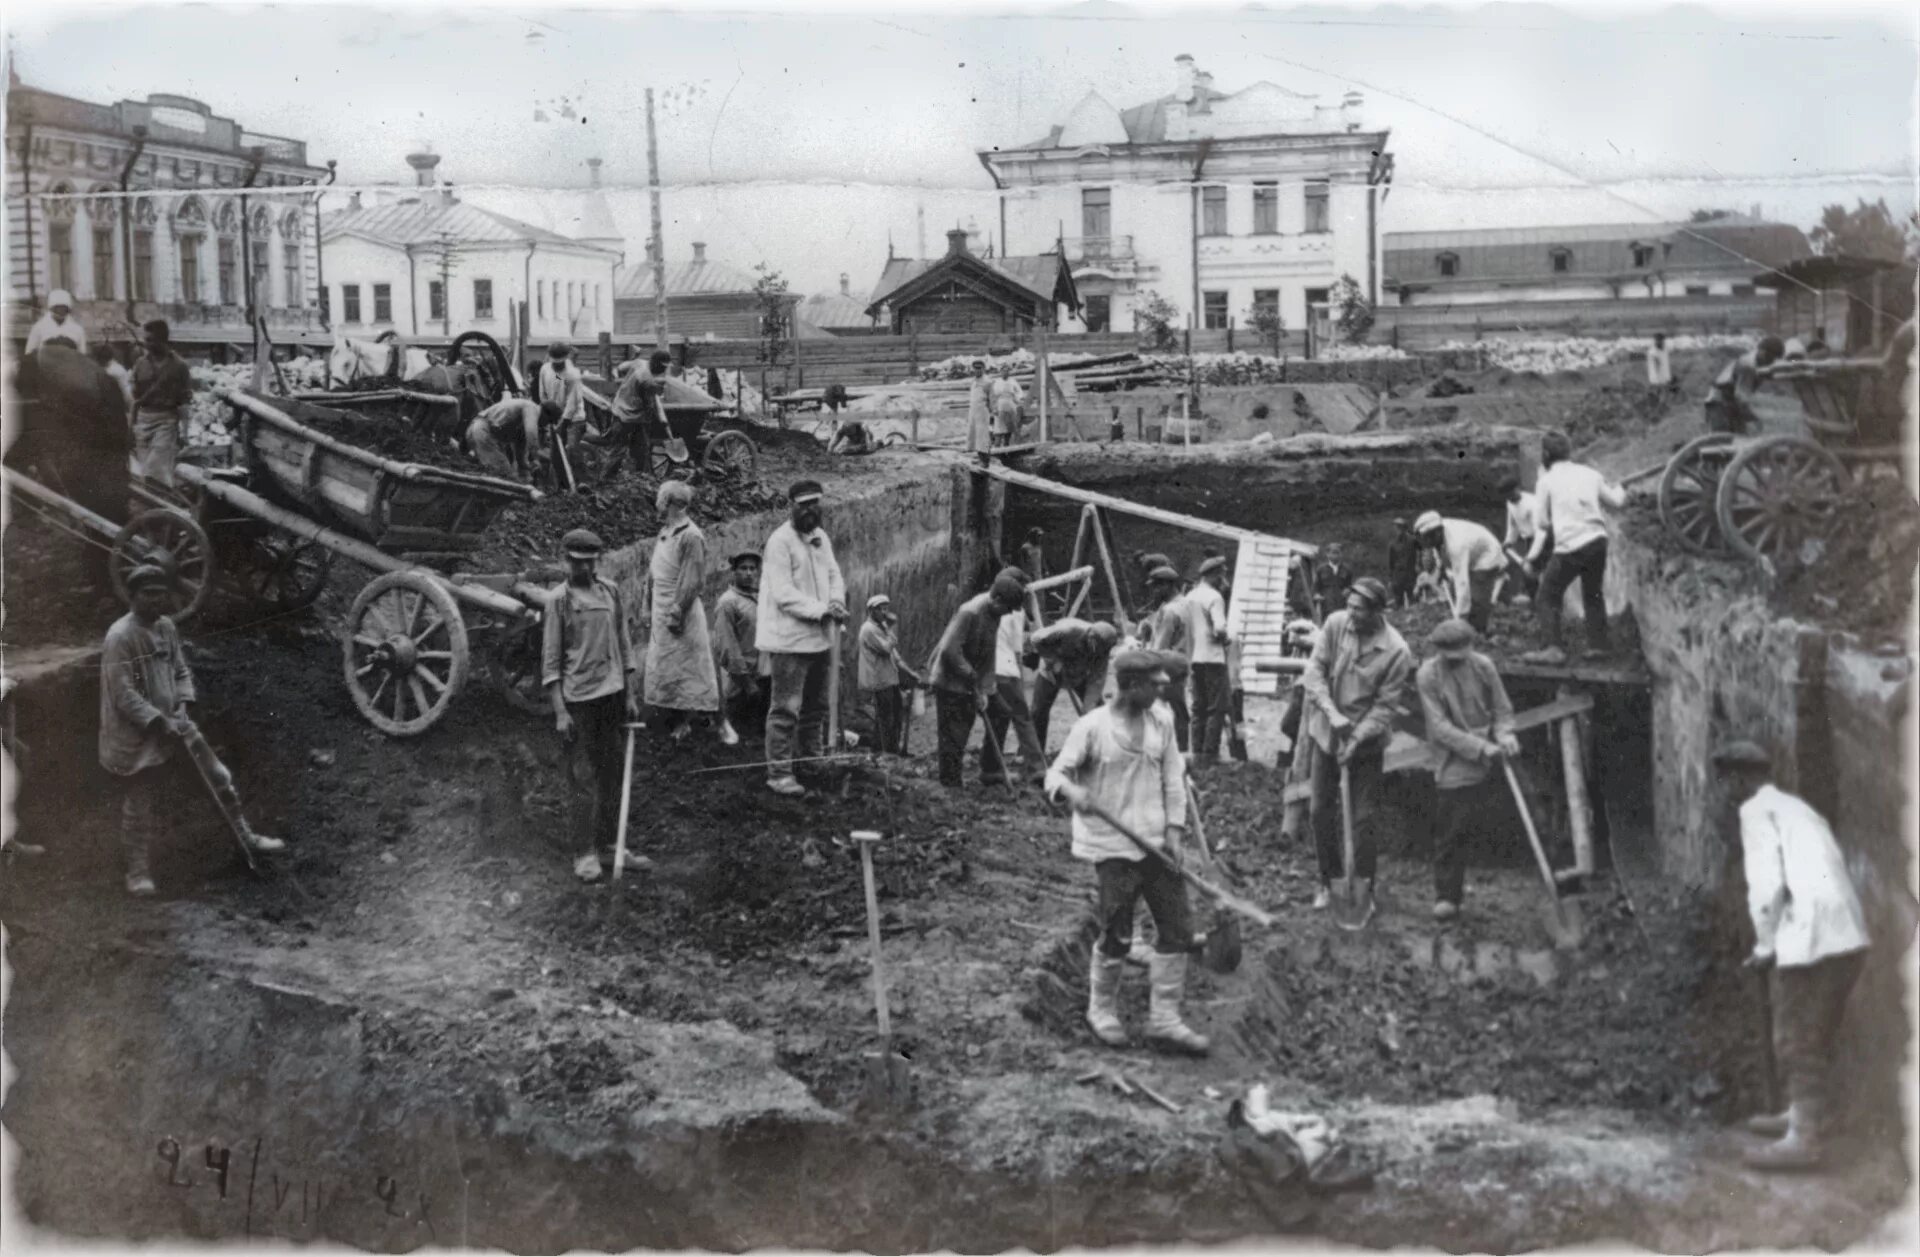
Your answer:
[1086,949,1129,1047]
[1744,1103,1825,1172]
[1146,951,1210,1056]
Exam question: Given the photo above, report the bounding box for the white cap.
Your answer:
[48,289,73,309]
[1415,510,1443,534]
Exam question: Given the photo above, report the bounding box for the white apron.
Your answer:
[644,520,720,712]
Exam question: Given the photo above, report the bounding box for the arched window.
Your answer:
[42,180,78,222]
[1436,251,1459,277]
[88,186,118,300]
[43,181,77,294]
[212,199,239,235]
[1549,247,1572,274]
[173,197,208,302]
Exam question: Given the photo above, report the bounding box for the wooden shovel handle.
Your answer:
[1501,757,1570,929]
[1079,798,1275,928]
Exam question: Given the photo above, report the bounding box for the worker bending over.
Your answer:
[1415,619,1519,920]
[1414,511,1504,635]
[928,569,1028,788]
[1028,617,1119,749]
[1047,648,1208,1056]
[1705,336,1786,436]
[1522,431,1625,665]
[468,397,560,482]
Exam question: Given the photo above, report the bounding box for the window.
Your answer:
[1631,243,1654,269]
[1437,252,1458,277]
[1253,288,1279,318]
[1081,186,1111,239]
[1082,294,1110,333]
[251,239,270,304]
[536,280,544,320]
[594,283,602,315]
[567,281,576,317]
[319,286,329,324]
[429,281,446,321]
[1252,182,1279,234]
[474,278,493,319]
[1201,185,1227,236]
[1731,283,1755,297]
[48,224,73,293]
[178,234,200,302]
[1202,290,1229,330]
[373,283,392,323]
[93,228,115,299]
[283,244,301,306]
[342,283,361,324]
[217,239,236,305]
[1550,248,1572,274]
[1684,285,1709,297]
[1304,182,1330,234]
[1305,286,1330,321]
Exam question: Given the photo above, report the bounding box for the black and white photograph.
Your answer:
[2,0,1917,1250]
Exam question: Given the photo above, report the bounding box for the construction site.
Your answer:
[4,324,1917,1251]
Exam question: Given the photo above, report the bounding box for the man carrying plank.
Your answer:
[1415,618,1520,921]
[1045,648,1208,1056]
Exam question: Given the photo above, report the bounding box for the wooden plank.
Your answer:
[975,462,1317,556]
[1383,693,1596,773]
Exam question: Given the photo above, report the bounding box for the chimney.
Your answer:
[1174,54,1196,102]
[587,157,603,188]
[946,227,971,258]
[405,149,441,187]
[839,272,850,297]
[692,241,707,263]
[1193,71,1214,114]
[1751,202,1762,220]
[348,191,363,211]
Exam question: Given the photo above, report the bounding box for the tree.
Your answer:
[1134,290,1181,351]
[752,263,791,367]
[1331,273,1374,345]
[1244,298,1287,357]
[1809,199,1907,263]
[1689,208,1733,223]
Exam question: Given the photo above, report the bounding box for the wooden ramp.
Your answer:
[974,461,1319,555]
[1225,537,1298,697]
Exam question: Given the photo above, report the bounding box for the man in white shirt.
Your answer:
[25,289,87,355]
[1644,332,1673,394]
[757,480,848,796]
[537,342,587,444]
[1413,511,1504,635]
[1521,432,1626,665]
[1498,477,1543,603]
[1182,556,1232,763]
[987,601,1046,781]
[1713,740,1871,1171]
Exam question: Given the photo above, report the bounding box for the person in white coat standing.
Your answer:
[757,479,848,796]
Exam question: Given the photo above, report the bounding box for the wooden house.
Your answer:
[865,229,1079,335]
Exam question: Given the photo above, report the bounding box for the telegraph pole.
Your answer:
[645,87,669,355]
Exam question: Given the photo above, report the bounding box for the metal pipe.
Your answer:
[119,125,149,321]
[314,161,336,331]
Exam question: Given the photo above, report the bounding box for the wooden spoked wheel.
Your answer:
[244,532,334,613]
[343,570,469,736]
[110,508,214,623]
[1715,435,1852,566]
[1657,433,1738,557]
[701,430,759,483]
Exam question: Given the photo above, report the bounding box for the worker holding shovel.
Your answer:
[1300,576,1413,916]
[1045,648,1208,1056]
[1414,618,1520,921]
[927,569,1028,789]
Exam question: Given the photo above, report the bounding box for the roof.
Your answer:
[322,198,607,251]
[1389,223,1673,251]
[1385,218,1811,289]
[614,256,764,301]
[560,191,621,244]
[1757,254,1914,289]
[797,292,872,330]
[867,252,1072,311]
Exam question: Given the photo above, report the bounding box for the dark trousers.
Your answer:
[1537,539,1611,651]
[986,674,1044,776]
[936,685,1018,785]
[864,685,906,755]
[1464,570,1498,635]
[1190,662,1230,761]
[1166,691,1191,753]
[597,420,653,481]
[1094,856,1195,958]
[1432,775,1508,905]
[724,672,771,740]
[1031,665,1102,749]
[565,692,627,856]
[1307,739,1384,884]
[766,650,831,775]
[1772,951,1866,1131]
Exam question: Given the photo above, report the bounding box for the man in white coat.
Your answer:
[758,479,848,796]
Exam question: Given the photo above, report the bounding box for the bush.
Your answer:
[1135,291,1182,352]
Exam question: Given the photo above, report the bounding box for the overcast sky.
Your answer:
[9,1,1915,296]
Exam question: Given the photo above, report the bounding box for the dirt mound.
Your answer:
[1561,385,1668,453]
[1769,473,1920,642]
[470,474,791,571]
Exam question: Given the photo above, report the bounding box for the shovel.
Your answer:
[974,691,1020,799]
[612,722,640,881]
[1333,761,1375,932]
[1182,778,1244,974]
[853,829,913,1109]
[178,721,261,872]
[1501,757,1584,947]
[1079,797,1273,965]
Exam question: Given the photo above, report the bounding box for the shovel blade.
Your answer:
[1201,916,1244,974]
[860,1049,915,1111]
[1543,896,1587,950]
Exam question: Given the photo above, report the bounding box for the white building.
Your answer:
[979,55,1393,337]
[319,151,622,342]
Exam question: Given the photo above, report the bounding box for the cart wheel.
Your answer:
[343,570,469,737]
[245,532,335,613]
[1657,433,1738,557]
[486,616,549,716]
[702,430,758,482]
[1716,435,1852,567]
[110,508,213,623]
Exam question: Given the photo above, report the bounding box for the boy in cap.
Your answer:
[1415,618,1519,919]
[1713,739,1871,1172]
[1299,575,1413,912]
[713,550,770,740]
[1312,544,1354,620]
[101,565,284,896]
[541,528,643,881]
[1045,648,1208,1055]
[858,594,923,755]
[1184,555,1232,762]
[758,480,848,795]
[1028,617,1120,749]
[928,569,1028,788]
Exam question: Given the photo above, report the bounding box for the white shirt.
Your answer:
[1531,461,1625,558]
[756,521,846,654]
[25,313,87,355]
[994,609,1026,679]
[1044,703,1188,865]
[538,360,585,424]
[1504,493,1540,550]
[1645,345,1672,387]
[1740,784,1870,968]
[1184,582,1228,665]
[1439,518,1504,616]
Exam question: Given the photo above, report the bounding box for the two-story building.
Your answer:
[5,81,330,348]
[979,55,1393,337]
[319,151,621,342]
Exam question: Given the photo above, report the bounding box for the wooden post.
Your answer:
[910,407,920,448]
[1558,684,1595,878]
[1182,391,1191,450]
[1135,405,1143,441]
[792,300,804,389]
[598,331,613,380]
[1037,319,1050,445]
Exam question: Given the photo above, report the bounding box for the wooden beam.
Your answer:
[973,461,1317,556]
[1382,692,1596,774]
[1026,565,1094,594]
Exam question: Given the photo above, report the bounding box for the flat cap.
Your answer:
[866,593,892,612]
[561,528,605,556]
[1428,618,1477,651]
[989,572,1028,603]
[1414,510,1443,534]
[547,341,572,357]
[1198,555,1227,577]
[125,563,173,592]
[1348,576,1389,610]
[1711,740,1770,770]
[1153,650,1191,684]
[1137,552,1171,571]
[1087,621,1120,648]
[1112,648,1169,682]
[1147,565,1180,584]
[729,551,761,569]
[788,479,824,503]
